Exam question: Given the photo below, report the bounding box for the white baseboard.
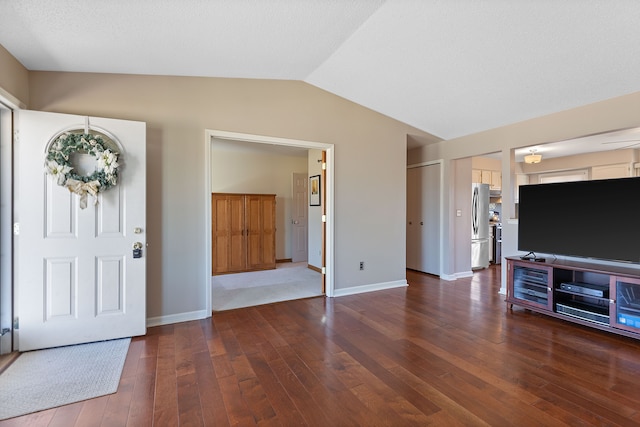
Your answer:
[440,271,473,281]
[146,309,210,328]
[332,280,408,297]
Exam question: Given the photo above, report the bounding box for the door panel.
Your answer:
[17,110,146,351]
[212,196,229,274]
[229,195,245,272]
[263,196,276,266]
[421,164,441,275]
[291,173,308,263]
[406,167,421,271]
[45,257,76,319]
[96,255,124,315]
[406,164,441,275]
[97,185,124,236]
[246,195,276,270]
[45,182,75,237]
[246,195,261,268]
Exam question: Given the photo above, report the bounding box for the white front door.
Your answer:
[291,173,308,263]
[16,110,146,351]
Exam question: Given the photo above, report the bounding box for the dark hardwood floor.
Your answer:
[3,266,640,426]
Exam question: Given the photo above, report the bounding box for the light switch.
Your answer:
[456,209,462,217]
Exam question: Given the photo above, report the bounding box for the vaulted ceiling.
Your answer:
[1,1,640,145]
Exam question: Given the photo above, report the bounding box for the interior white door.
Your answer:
[291,173,308,263]
[406,167,422,271]
[406,164,441,275]
[16,110,146,351]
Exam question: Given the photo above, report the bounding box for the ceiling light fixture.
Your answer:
[524,149,542,164]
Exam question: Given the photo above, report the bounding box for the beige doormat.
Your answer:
[0,338,130,420]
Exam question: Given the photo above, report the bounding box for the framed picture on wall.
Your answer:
[309,175,321,206]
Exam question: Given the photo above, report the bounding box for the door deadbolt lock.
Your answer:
[133,242,143,259]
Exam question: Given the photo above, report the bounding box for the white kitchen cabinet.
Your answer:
[481,170,492,185]
[472,169,482,183]
[490,171,501,190]
[473,168,501,190]
[592,163,630,180]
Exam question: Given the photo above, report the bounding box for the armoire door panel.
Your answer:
[246,195,264,269]
[212,195,230,273]
[260,196,276,269]
[228,195,246,272]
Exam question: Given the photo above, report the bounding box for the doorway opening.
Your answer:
[204,130,334,313]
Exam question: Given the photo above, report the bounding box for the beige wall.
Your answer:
[210,140,308,260]
[408,91,640,287]
[0,44,28,106]
[521,148,636,178]
[453,158,472,274]
[22,71,431,320]
[472,156,501,171]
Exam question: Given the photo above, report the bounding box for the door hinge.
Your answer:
[321,215,327,223]
[13,222,19,235]
[322,162,326,170]
[13,129,18,143]
[13,318,18,330]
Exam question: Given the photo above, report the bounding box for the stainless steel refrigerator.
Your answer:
[471,183,490,269]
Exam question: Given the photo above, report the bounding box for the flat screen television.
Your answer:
[518,177,640,263]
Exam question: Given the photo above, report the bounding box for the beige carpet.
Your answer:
[212,262,322,311]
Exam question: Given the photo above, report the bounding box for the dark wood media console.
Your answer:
[506,256,640,340]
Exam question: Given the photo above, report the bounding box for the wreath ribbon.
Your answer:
[65,178,101,209]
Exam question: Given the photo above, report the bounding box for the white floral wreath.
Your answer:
[45,132,120,208]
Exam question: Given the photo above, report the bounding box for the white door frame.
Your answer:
[0,100,17,354]
[291,172,309,263]
[204,130,335,314]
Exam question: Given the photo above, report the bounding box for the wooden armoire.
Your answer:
[212,193,276,274]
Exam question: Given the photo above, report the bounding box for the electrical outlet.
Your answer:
[359,261,364,270]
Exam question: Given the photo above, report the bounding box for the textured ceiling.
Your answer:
[1,0,640,145]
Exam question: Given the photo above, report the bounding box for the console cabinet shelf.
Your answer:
[506,257,640,340]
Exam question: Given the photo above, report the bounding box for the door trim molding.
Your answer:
[204,130,336,315]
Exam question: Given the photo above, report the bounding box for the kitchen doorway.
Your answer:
[471,153,503,269]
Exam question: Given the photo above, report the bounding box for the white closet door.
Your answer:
[406,164,441,275]
[406,167,421,271]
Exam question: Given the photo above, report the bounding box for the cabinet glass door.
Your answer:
[614,277,640,333]
[512,265,551,309]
